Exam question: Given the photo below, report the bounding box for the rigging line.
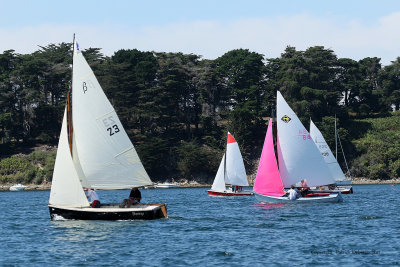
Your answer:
[335,115,338,160]
[337,131,351,179]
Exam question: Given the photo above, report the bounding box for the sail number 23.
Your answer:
[102,116,120,136]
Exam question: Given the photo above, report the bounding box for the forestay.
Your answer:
[71,40,152,189]
[310,120,346,182]
[276,91,335,187]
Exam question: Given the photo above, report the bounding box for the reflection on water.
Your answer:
[50,218,147,245]
[253,203,285,210]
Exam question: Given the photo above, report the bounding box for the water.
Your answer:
[0,185,399,266]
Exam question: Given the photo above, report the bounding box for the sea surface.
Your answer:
[0,185,399,266]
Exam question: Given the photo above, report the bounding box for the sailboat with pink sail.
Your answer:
[208,132,253,196]
[253,91,342,203]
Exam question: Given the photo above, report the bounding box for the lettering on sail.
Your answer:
[82,82,87,93]
[82,80,95,94]
[299,129,311,141]
[102,116,120,136]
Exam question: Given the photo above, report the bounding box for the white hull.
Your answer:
[10,184,27,191]
[155,183,178,188]
[254,192,343,203]
[207,190,253,196]
[312,186,353,194]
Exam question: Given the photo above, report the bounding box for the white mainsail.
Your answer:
[49,109,90,207]
[71,39,152,189]
[224,132,248,186]
[276,91,335,187]
[310,120,346,181]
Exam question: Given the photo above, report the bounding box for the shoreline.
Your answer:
[0,183,211,191]
[1,178,399,191]
[350,177,400,185]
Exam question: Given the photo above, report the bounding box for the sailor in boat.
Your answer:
[286,185,299,200]
[299,179,310,197]
[120,187,142,208]
[86,188,101,208]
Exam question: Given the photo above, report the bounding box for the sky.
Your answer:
[1,0,400,65]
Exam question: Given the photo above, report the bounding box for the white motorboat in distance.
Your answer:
[10,184,27,191]
[155,183,178,188]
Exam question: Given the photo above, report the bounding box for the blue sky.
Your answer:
[1,0,400,65]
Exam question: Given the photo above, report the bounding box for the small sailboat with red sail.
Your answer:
[208,132,253,196]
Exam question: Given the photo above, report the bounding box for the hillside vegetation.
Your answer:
[0,43,399,183]
[350,111,400,179]
[1,112,399,185]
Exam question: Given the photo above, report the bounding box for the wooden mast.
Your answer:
[67,34,75,155]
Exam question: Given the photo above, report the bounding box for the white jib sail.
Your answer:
[225,133,248,186]
[310,120,346,181]
[211,154,227,192]
[71,39,152,189]
[276,91,335,187]
[49,108,90,207]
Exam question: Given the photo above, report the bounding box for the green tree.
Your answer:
[379,57,400,111]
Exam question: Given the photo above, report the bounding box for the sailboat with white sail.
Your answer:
[253,91,342,203]
[309,120,353,194]
[48,35,167,220]
[208,132,253,196]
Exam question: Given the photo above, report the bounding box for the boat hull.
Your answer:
[312,186,353,194]
[48,203,167,220]
[254,192,343,203]
[335,186,353,194]
[155,183,178,188]
[207,190,253,196]
[10,184,27,191]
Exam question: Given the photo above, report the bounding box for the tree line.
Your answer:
[0,43,399,182]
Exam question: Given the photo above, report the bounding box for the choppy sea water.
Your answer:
[0,185,399,266]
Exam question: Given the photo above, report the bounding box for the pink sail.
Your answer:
[254,119,285,196]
